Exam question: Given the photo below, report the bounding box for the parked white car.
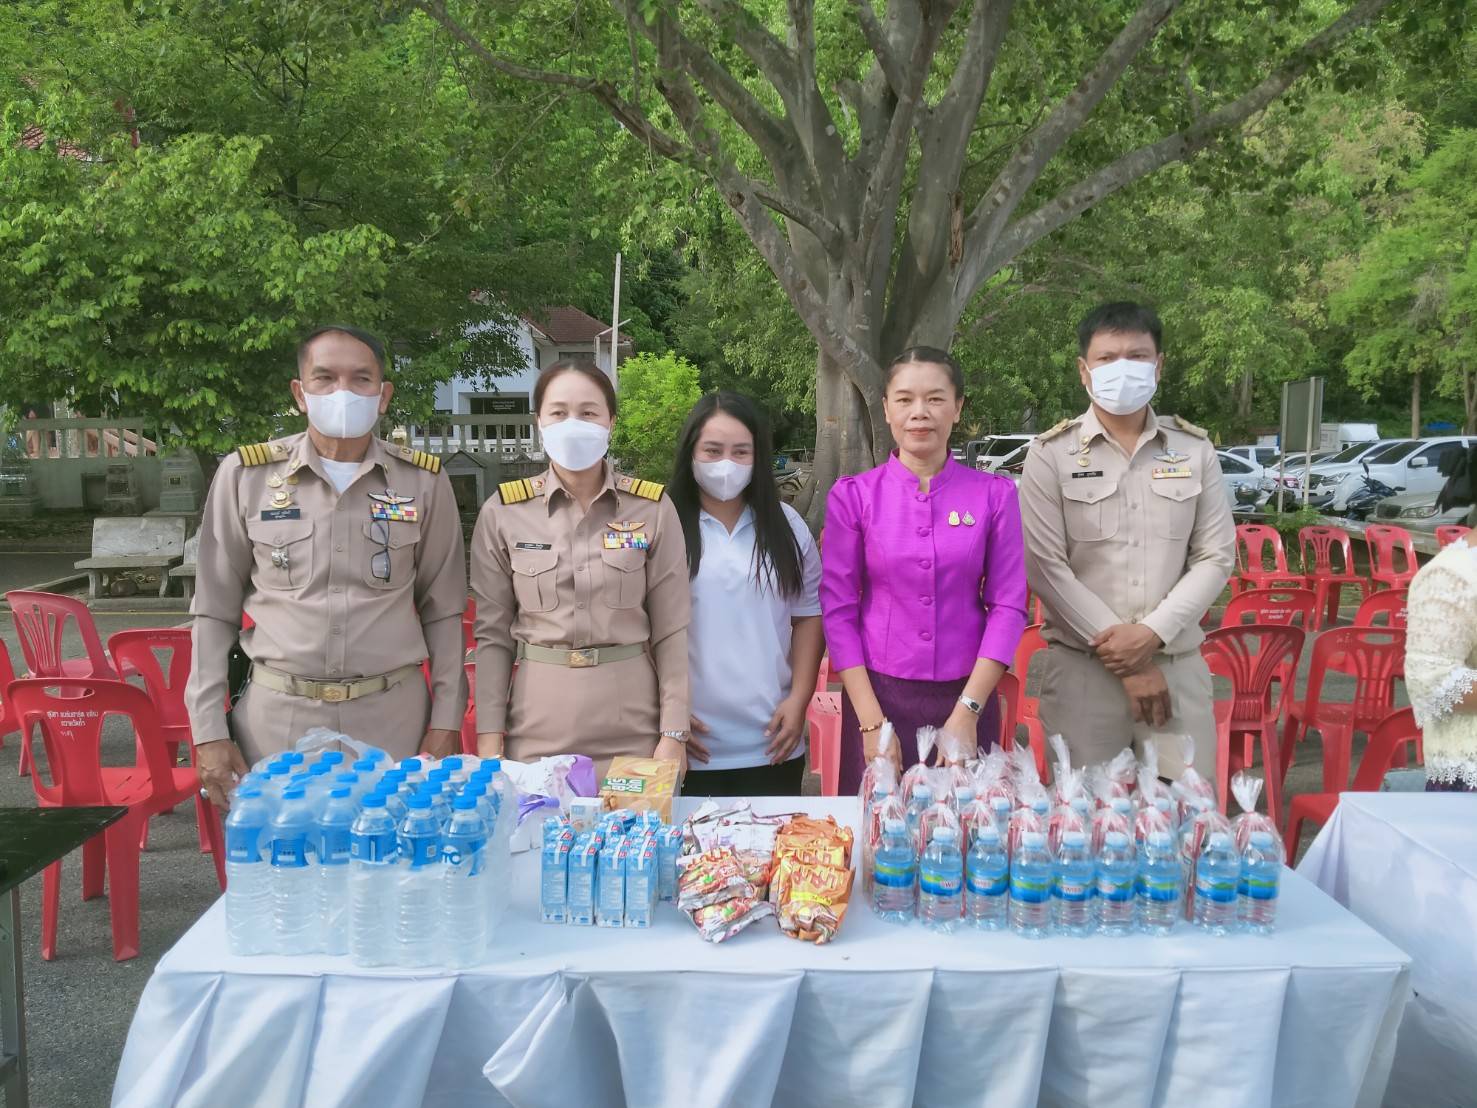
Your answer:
[1317,437,1477,513]
[1303,439,1410,509]
[1371,491,1470,532]
[1217,451,1275,512]
[1223,444,1282,469]
[970,433,1034,471]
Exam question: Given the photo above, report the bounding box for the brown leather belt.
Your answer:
[250,661,422,703]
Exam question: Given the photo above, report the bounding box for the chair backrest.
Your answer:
[994,671,1020,752]
[1201,625,1305,723]
[107,628,192,736]
[7,678,174,807]
[1304,627,1406,728]
[1350,707,1422,791]
[1364,525,1418,578]
[1220,587,1318,629]
[1436,525,1471,549]
[1011,624,1047,715]
[1235,524,1290,575]
[1353,589,1408,629]
[6,589,118,681]
[0,639,18,736]
[1299,526,1357,576]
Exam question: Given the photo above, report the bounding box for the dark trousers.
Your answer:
[683,756,808,797]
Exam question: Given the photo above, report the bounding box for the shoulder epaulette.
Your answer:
[236,442,274,466]
[396,445,441,473]
[631,479,665,501]
[498,479,535,504]
[1167,415,1209,439]
[1035,419,1075,444]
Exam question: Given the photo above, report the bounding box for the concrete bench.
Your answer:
[169,530,200,603]
[74,517,186,599]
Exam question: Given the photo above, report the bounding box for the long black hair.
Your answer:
[668,392,805,597]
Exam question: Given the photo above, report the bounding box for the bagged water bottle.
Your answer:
[1009,831,1053,938]
[1238,830,1281,934]
[315,786,356,956]
[1192,832,1240,934]
[1096,831,1137,936]
[348,793,398,966]
[224,785,273,955]
[919,827,963,932]
[871,818,917,924]
[964,825,1009,930]
[440,795,489,968]
[1137,830,1182,935]
[394,793,442,967]
[905,784,933,850]
[1053,830,1094,936]
[269,785,321,954]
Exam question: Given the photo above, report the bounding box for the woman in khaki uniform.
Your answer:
[471,361,692,775]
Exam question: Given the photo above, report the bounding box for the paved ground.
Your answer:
[0,578,1395,1108]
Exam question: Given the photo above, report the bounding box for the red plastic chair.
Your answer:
[993,673,1021,754]
[807,690,841,796]
[460,660,478,755]
[0,639,19,749]
[9,678,226,961]
[1280,627,1406,793]
[1436,525,1471,549]
[1299,526,1370,629]
[1232,525,1307,596]
[1283,707,1421,864]
[1220,587,1318,629]
[1353,589,1408,630]
[462,595,477,653]
[107,628,215,854]
[1201,625,1303,823]
[1011,624,1050,781]
[1364,525,1419,592]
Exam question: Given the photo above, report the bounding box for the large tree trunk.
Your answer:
[1464,369,1475,435]
[1411,371,1422,440]
[801,350,844,529]
[1237,368,1253,423]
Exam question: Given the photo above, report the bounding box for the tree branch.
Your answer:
[959,0,1399,308]
[848,0,905,95]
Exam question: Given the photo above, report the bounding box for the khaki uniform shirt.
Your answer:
[185,433,468,742]
[1019,407,1235,655]
[470,466,690,734]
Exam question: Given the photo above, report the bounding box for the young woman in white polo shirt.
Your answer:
[668,392,824,795]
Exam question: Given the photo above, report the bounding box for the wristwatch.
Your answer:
[958,695,984,716]
[660,729,691,744]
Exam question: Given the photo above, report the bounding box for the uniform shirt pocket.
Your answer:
[1148,480,1202,540]
[360,520,421,590]
[246,518,315,591]
[510,547,560,612]
[1060,479,1120,542]
[600,547,647,610]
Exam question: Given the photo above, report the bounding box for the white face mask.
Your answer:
[1088,358,1158,416]
[304,386,384,440]
[540,417,610,472]
[693,459,753,502]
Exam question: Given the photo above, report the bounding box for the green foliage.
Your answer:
[610,352,701,482]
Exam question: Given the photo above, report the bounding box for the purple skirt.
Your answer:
[1425,777,1476,792]
[839,670,1002,795]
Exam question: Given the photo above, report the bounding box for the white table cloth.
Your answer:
[1298,791,1477,1108]
[114,798,1410,1108]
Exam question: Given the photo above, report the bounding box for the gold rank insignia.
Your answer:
[396,445,441,473]
[267,474,284,489]
[237,442,274,466]
[498,479,536,504]
[616,475,665,501]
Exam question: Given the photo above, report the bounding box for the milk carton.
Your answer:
[625,834,658,928]
[567,833,599,926]
[596,834,628,928]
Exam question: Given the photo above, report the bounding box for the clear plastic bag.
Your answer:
[1229,772,1284,857]
[1171,735,1218,826]
[1177,796,1233,921]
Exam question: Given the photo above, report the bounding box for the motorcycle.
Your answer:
[1342,462,1401,521]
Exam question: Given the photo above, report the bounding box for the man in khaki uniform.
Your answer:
[471,466,691,776]
[1020,302,1235,781]
[187,326,468,807]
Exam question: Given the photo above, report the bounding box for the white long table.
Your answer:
[1298,791,1477,1108]
[113,798,1411,1108]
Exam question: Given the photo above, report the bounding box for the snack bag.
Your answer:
[770,815,855,944]
[1229,772,1284,856]
[676,848,760,911]
[692,896,774,943]
[600,756,681,823]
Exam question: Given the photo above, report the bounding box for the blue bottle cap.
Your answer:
[407,794,432,810]
[236,785,263,799]
[308,761,332,776]
[401,758,423,773]
[1250,831,1275,848]
[288,772,312,786]
[320,751,344,765]
[442,757,463,770]
[329,786,351,799]
[352,759,376,773]
[282,751,305,765]
[361,793,386,808]
[453,794,478,810]
[428,767,452,782]
[265,763,291,777]
[335,772,358,785]
[381,768,407,782]
[465,783,487,797]
[485,758,502,772]
[282,785,307,800]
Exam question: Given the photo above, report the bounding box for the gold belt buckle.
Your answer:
[320,683,348,702]
[568,649,597,669]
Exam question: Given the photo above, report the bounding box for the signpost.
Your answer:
[1278,377,1324,512]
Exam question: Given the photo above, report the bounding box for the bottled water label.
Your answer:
[1055,879,1091,903]
[1098,875,1135,902]
[227,827,263,864]
[1011,875,1051,904]
[1142,876,1179,902]
[1195,876,1237,904]
[441,842,485,875]
[874,860,916,889]
[271,839,311,868]
[1240,874,1278,901]
[403,835,439,869]
[351,829,396,863]
[320,828,351,865]
[966,871,1008,896]
[920,871,962,897]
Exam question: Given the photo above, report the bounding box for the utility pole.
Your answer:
[610,252,622,387]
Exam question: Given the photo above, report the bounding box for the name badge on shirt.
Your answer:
[515,542,552,551]
[260,508,301,521]
[1071,470,1105,479]
[1151,466,1194,480]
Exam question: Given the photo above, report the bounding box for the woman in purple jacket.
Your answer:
[820,347,1028,793]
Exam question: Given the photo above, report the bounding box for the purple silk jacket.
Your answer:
[820,454,1028,682]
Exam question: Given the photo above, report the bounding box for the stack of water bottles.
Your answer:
[865,749,1285,937]
[222,746,518,968]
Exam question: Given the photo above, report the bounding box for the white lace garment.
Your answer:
[1405,540,1477,788]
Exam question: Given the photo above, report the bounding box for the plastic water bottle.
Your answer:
[919,827,964,932]
[906,784,933,848]
[1010,832,1054,938]
[953,785,975,816]
[425,784,453,830]
[1053,830,1094,936]
[1193,833,1241,935]
[440,795,489,968]
[348,793,398,967]
[871,818,917,924]
[1138,831,1182,935]
[482,759,517,929]
[399,757,426,787]
[1238,831,1281,934]
[964,825,1009,930]
[394,794,442,967]
[315,787,356,956]
[224,785,273,955]
[1096,831,1138,936]
[269,785,320,954]
[990,796,1012,838]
